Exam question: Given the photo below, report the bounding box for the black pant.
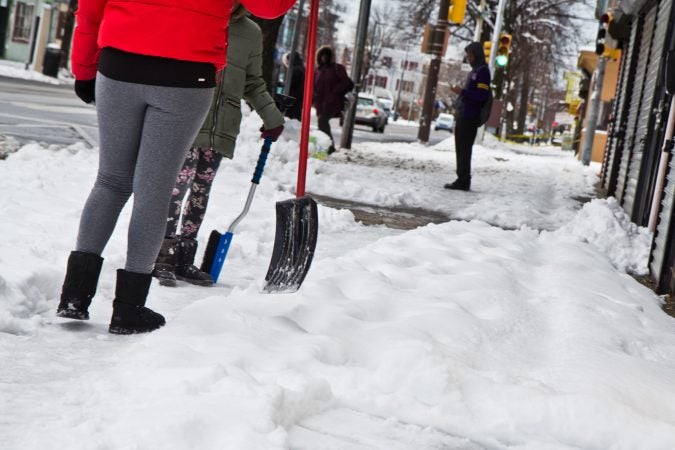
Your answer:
[454,117,480,182]
[317,114,334,147]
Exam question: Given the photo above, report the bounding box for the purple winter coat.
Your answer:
[313,46,353,118]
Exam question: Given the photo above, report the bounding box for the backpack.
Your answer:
[336,64,354,114]
[478,90,493,126]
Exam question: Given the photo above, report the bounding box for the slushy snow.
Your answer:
[1,107,672,450]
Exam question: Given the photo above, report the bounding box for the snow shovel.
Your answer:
[262,196,318,293]
[201,137,274,282]
[261,0,321,293]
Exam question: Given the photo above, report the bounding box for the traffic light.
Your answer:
[483,41,492,59]
[496,33,512,67]
[448,0,467,24]
[595,13,610,55]
[596,13,621,60]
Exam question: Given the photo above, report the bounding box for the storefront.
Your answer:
[601,0,675,293]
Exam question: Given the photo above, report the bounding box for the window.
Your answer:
[382,56,392,68]
[401,60,419,71]
[395,80,414,92]
[374,75,387,88]
[12,2,34,43]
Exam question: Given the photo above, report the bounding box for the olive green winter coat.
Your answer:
[192,12,284,158]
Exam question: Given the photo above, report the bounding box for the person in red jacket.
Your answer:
[57,0,296,335]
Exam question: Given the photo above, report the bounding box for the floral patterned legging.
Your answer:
[165,147,223,239]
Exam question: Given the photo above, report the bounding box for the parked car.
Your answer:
[355,93,387,133]
[376,97,393,123]
[434,113,455,132]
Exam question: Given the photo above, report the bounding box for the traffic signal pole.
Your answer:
[581,9,610,166]
[417,0,450,143]
[474,0,487,41]
[488,0,507,74]
[283,0,306,96]
[580,56,606,165]
[340,0,372,150]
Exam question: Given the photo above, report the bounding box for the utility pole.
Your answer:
[581,57,606,165]
[474,0,488,143]
[474,0,487,41]
[283,0,306,96]
[340,0,372,150]
[393,46,409,121]
[417,0,450,143]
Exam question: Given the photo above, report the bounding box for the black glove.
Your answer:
[74,79,96,104]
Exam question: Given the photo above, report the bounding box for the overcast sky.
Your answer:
[336,0,598,71]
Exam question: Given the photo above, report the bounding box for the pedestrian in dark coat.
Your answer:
[282,51,305,121]
[313,45,353,154]
[445,42,491,191]
[57,0,295,334]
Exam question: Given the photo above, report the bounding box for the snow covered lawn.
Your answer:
[1,112,673,449]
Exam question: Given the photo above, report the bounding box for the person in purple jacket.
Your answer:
[446,42,491,191]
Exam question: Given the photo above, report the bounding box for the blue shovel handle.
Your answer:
[252,137,273,184]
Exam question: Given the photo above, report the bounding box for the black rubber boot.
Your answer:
[152,238,178,287]
[175,237,214,287]
[109,270,166,335]
[56,251,104,320]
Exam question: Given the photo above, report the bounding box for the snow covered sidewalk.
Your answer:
[1,112,673,449]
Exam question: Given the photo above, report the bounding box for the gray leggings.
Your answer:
[76,73,214,273]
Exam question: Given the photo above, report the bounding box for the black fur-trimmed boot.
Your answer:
[152,238,178,287]
[56,251,104,320]
[175,237,214,287]
[109,269,166,335]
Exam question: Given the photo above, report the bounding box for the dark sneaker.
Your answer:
[443,179,471,191]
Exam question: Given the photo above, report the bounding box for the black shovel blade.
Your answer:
[263,196,318,293]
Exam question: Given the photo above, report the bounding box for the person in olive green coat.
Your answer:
[153,1,285,287]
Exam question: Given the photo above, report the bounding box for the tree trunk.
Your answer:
[60,0,78,69]
[251,15,286,93]
[516,69,530,134]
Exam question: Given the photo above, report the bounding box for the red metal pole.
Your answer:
[296,0,319,197]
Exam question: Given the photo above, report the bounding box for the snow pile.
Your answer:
[554,197,652,275]
[2,110,675,449]
[0,134,21,159]
[0,61,70,85]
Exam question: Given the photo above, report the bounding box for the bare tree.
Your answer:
[362,5,402,86]
[502,0,588,134]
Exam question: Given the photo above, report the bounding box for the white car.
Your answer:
[354,93,388,133]
[434,113,455,132]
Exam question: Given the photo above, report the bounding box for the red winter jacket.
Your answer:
[72,0,296,80]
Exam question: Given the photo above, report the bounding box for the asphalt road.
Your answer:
[0,75,449,147]
[0,76,98,146]
[321,117,450,147]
